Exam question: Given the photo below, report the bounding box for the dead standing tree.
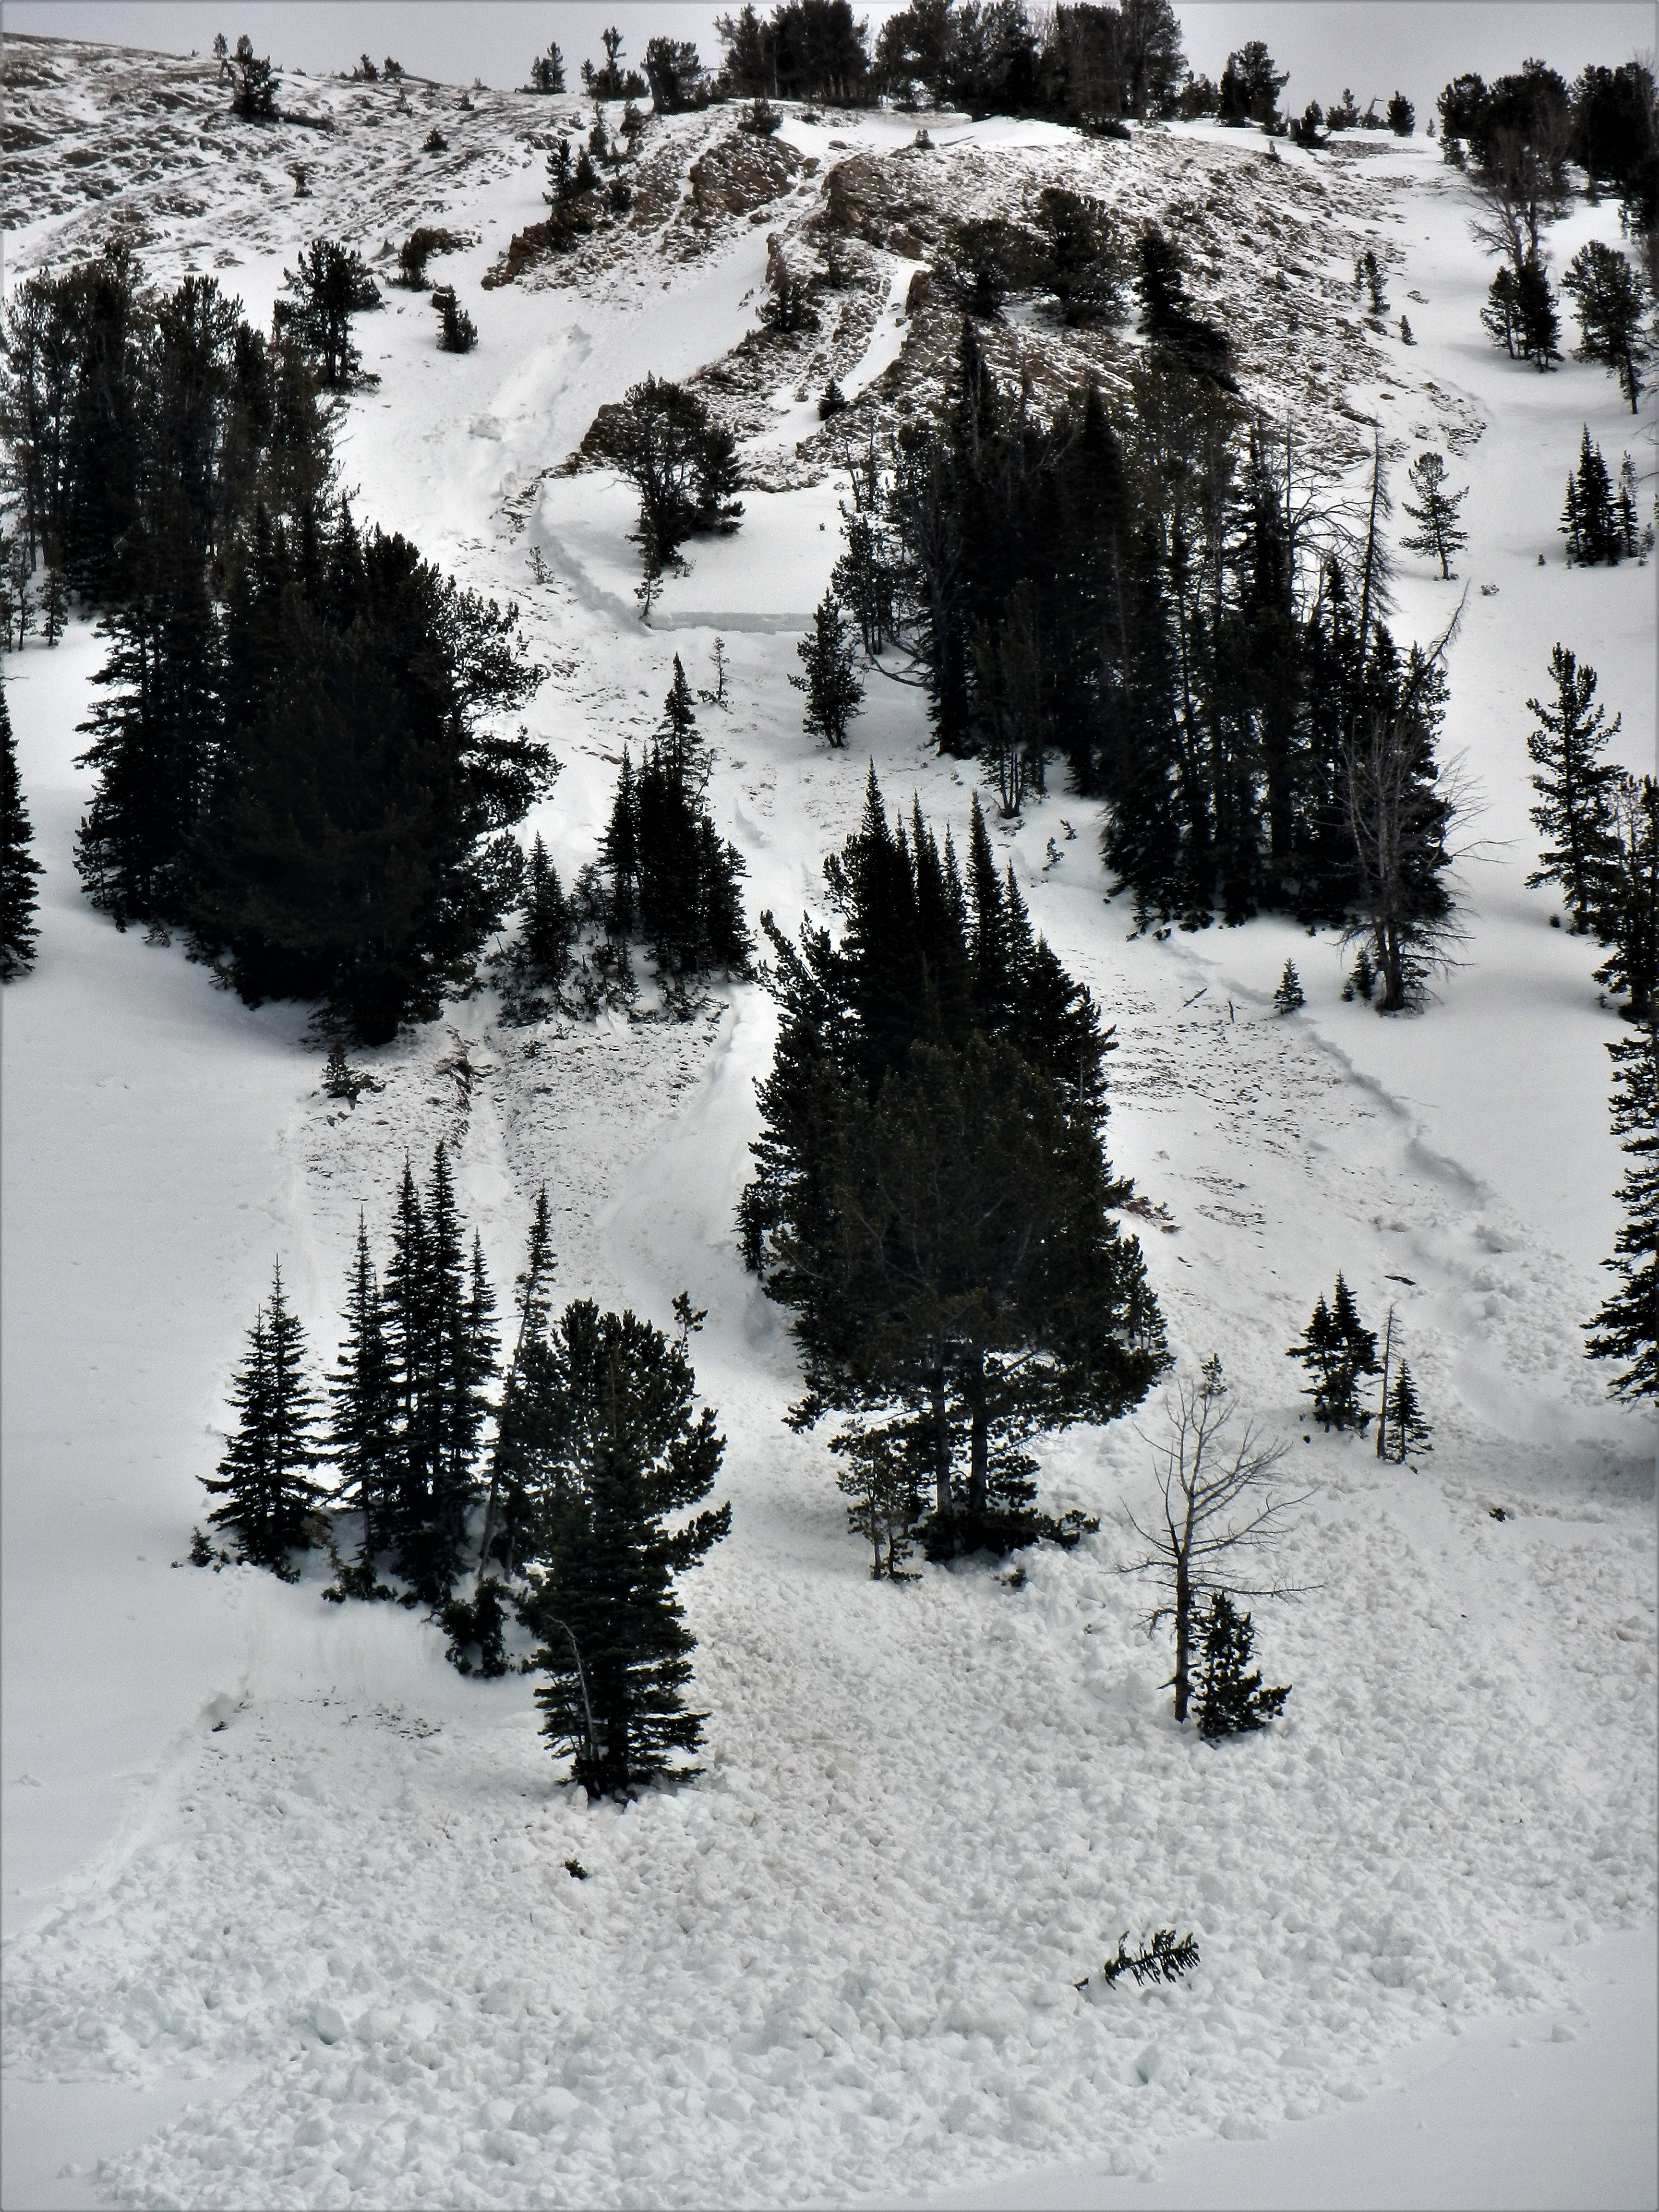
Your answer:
[1122,1356,1306,1724]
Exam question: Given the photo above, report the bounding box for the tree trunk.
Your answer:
[1172,1555,1192,1722]
[965,1347,988,1516]
[930,1358,953,1517]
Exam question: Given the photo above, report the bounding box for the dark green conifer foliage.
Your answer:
[1399,452,1467,578]
[1561,429,1622,565]
[1592,777,1658,1023]
[1562,239,1649,412]
[1515,254,1562,370]
[200,1261,323,1574]
[1194,1591,1290,1738]
[480,1182,557,1576]
[1383,1359,1433,1459]
[273,240,382,390]
[1272,960,1304,1012]
[600,663,752,985]
[1289,1274,1378,1431]
[518,1301,730,1797]
[1585,1020,1658,1400]
[1525,645,1621,925]
[1,680,42,977]
[327,1214,398,1583]
[498,835,576,1023]
[792,589,864,748]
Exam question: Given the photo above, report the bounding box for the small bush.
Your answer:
[742,96,782,136]
[433,285,478,353]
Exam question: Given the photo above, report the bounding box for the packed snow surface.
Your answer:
[2,36,1655,2212]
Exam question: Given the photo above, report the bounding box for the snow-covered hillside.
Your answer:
[2,35,1654,2212]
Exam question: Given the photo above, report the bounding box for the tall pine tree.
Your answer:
[326,1214,398,1588]
[1525,645,1621,926]
[1585,1019,1658,1400]
[200,1261,323,1574]
[1,679,42,977]
[517,1301,730,1796]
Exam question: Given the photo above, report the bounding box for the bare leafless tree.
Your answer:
[1121,1357,1307,1723]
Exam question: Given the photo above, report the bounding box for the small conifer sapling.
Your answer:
[1273,960,1304,1013]
[1194,1590,1291,1736]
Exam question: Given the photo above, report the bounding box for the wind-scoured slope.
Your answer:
[1,38,1654,2212]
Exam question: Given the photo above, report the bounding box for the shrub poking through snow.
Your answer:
[432,285,477,353]
[1122,1356,1300,1725]
[517,1299,731,1798]
[1288,1274,1379,1433]
[742,96,782,136]
[1194,1590,1290,1737]
[201,1261,324,1576]
[320,1037,383,1106]
[1096,1928,1201,1988]
[1272,961,1304,1013]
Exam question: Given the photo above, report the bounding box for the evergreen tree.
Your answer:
[1562,240,1650,413]
[1585,1020,1658,1400]
[326,1215,398,1587]
[1525,645,1621,926]
[1383,1359,1432,1459]
[432,286,478,354]
[1194,1591,1290,1738]
[1272,960,1304,1013]
[0,679,42,978]
[603,666,752,985]
[1561,428,1621,565]
[1480,265,1522,357]
[188,507,547,1043]
[380,1155,430,1563]
[527,41,566,93]
[1592,776,1659,1024]
[40,558,69,646]
[1399,451,1468,579]
[200,1261,323,1573]
[1514,254,1561,370]
[830,1417,924,1579]
[517,1300,731,1796]
[273,241,382,391]
[497,835,576,1023]
[479,1182,557,1575]
[1289,1274,1378,1431]
[791,590,864,749]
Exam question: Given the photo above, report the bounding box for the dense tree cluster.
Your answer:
[0,242,546,1042]
[205,1169,732,1790]
[1288,1274,1379,1432]
[741,770,1166,1555]
[597,658,754,996]
[1560,430,1644,566]
[870,0,1186,126]
[832,321,1459,1006]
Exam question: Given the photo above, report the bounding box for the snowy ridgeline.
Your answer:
[1,29,1656,2212]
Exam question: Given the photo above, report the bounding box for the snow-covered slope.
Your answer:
[1,37,1654,2212]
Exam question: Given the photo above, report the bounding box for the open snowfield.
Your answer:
[2,34,1655,2212]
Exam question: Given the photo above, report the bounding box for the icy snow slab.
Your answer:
[886,1927,1658,2212]
[535,472,847,632]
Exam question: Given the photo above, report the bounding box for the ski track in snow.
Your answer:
[1,36,1655,2212]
